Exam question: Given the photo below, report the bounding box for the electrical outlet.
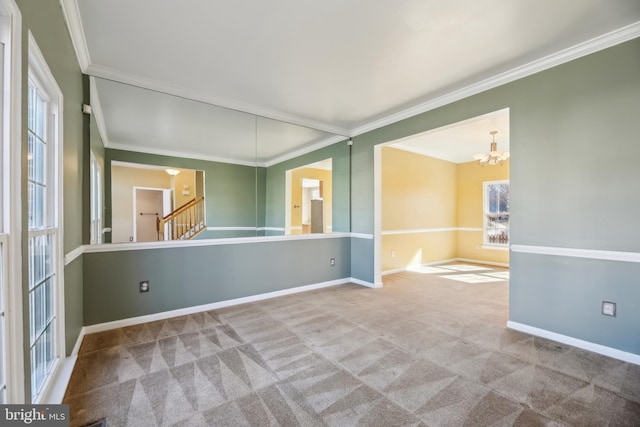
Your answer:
[140,281,150,293]
[391,250,395,258]
[330,258,336,266]
[129,236,134,241]
[602,301,616,317]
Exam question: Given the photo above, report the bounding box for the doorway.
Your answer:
[374,108,510,285]
[133,187,173,242]
[285,159,332,235]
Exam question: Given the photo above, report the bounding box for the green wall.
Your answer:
[17,0,87,400]
[83,237,351,325]
[264,139,351,233]
[105,149,259,240]
[349,37,640,354]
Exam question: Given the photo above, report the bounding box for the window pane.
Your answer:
[34,137,46,185]
[30,323,55,397]
[28,82,36,131]
[28,132,34,181]
[485,182,510,245]
[35,184,44,228]
[35,90,45,140]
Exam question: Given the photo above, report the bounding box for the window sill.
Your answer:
[482,245,509,251]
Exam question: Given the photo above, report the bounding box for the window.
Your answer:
[28,33,63,402]
[484,180,509,246]
[0,32,7,405]
[90,151,102,244]
[0,0,23,404]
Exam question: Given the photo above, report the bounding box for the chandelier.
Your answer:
[473,131,509,166]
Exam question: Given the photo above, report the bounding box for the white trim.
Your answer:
[28,32,66,404]
[58,0,90,70]
[84,278,353,334]
[455,258,509,268]
[39,355,76,404]
[350,232,374,240]
[373,145,382,287]
[350,277,382,288]
[350,22,640,137]
[0,0,23,403]
[62,232,373,258]
[206,226,258,232]
[382,258,459,275]
[74,21,639,145]
[85,63,350,137]
[381,227,482,235]
[64,245,85,265]
[38,322,87,404]
[507,321,640,366]
[71,326,86,356]
[107,141,260,168]
[258,227,284,232]
[263,135,346,167]
[481,245,509,252]
[83,232,353,253]
[382,257,508,275]
[510,244,640,263]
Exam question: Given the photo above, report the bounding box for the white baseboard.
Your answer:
[382,258,507,275]
[84,278,352,335]
[507,321,640,366]
[456,258,509,268]
[71,326,87,356]
[350,277,382,288]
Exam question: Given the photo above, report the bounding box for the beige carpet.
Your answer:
[64,264,640,426]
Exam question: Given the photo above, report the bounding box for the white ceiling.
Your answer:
[67,0,640,166]
[391,108,509,163]
[93,78,340,166]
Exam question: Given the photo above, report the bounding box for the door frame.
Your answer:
[132,186,170,242]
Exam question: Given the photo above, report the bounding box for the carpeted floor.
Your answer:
[64,264,640,426]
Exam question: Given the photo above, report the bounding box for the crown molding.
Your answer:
[350,21,640,137]
[80,17,639,166]
[59,0,90,71]
[262,134,346,167]
[105,142,261,168]
[85,63,350,137]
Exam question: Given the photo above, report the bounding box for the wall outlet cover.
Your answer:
[330,258,336,266]
[602,301,616,317]
[140,281,150,293]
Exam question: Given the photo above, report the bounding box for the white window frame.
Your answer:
[27,31,64,404]
[483,179,510,248]
[0,0,23,404]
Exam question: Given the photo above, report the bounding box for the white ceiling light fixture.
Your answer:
[473,131,509,166]
[165,168,180,176]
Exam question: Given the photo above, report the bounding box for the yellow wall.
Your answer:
[381,148,509,271]
[382,147,457,269]
[174,168,197,208]
[111,166,171,243]
[457,159,509,264]
[290,168,332,233]
[382,147,457,230]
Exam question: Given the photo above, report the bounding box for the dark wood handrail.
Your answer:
[157,196,205,240]
[161,196,204,222]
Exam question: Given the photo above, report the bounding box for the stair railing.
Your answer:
[157,196,205,240]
